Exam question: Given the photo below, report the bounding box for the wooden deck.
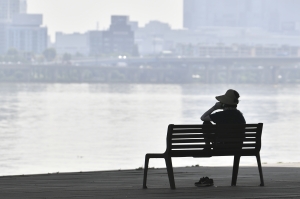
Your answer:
[0,166,299,198]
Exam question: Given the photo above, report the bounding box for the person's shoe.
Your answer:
[203,178,214,186]
[195,177,214,187]
[194,177,208,186]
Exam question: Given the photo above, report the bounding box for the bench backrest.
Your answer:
[166,123,263,157]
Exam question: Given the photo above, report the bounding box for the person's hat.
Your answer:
[215,89,239,105]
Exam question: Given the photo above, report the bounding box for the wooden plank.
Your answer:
[216,133,257,138]
[170,150,212,157]
[218,128,258,133]
[172,129,211,133]
[216,138,257,142]
[172,134,206,139]
[171,144,207,149]
[215,143,257,148]
[212,149,257,156]
[171,139,207,143]
[172,125,204,128]
[172,126,261,135]
[217,124,261,128]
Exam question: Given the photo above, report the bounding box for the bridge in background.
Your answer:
[1,57,300,83]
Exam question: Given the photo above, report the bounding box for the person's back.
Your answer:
[201,89,245,125]
[210,109,245,124]
[195,89,245,187]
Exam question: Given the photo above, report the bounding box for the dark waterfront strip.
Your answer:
[0,166,299,198]
[1,57,300,83]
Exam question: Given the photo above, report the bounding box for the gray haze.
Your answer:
[2,0,300,59]
[0,0,300,176]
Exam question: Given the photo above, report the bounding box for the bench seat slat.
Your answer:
[173,125,207,128]
[170,150,212,157]
[213,148,257,152]
[214,124,261,128]
[172,134,208,139]
[172,144,209,149]
[169,149,258,156]
[216,138,257,142]
[171,138,257,143]
[173,124,260,128]
[216,143,257,147]
[217,133,257,138]
[171,139,208,143]
[173,127,257,133]
[212,150,257,156]
[216,128,258,132]
[172,129,212,133]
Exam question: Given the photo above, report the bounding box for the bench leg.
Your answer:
[256,154,265,186]
[231,155,240,186]
[143,155,150,189]
[165,157,176,189]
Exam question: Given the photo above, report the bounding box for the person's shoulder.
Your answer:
[210,110,226,119]
[211,110,224,116]
[236,109,243,113]
[227,109,242,113]
[235,109,244,115]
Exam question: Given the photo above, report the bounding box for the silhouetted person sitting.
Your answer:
[195,89,246,187]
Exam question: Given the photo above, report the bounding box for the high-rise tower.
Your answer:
[0,0,21,22]
[20,0,27,13]
[183,0,300,32]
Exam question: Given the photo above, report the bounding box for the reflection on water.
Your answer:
[0,83,299,176]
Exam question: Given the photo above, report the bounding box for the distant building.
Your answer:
[54,16,138,57]
[20,0,27,13]
[143,20,171,34]
[102,16,136,56]
[0,0,46,55]
[134,24,300,56]
[55,32,89,55]
[128,21,138,32]
[134,21,171,55]
[87,30,103,56]
[0,0,22,53]
[68,17,138,57]
[7,14,47,53]
[183,0,300,32]
[0,0,20,22]
[0,23,8,54]
[175,43,300,58]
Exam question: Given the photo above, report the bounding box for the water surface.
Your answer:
[0,83,299,175]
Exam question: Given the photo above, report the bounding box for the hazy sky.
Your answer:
[27,0,183,41]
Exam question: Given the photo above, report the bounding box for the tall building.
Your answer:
[0,0,21,22]
[7,14,47,53]
[134,21,171,55]
[0,0,25,54]
[183,0,300,32]
[20,0,27,13]
[0,0,47,55]
[88,30,103,56]
[102,16,136,55]
[0,23,8,54]
[55,32,89,55]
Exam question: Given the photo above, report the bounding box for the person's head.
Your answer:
[216,89,240,108]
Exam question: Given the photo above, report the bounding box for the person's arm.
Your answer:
[200,102,222,121]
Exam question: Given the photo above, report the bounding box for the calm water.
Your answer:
[0,83,299,176]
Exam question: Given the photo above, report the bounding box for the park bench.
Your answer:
[143,123,264,189]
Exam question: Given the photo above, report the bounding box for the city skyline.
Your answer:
[27,0,183,41]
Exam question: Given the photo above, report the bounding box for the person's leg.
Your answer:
[202,121,213,149]
[203,121,212,125]
[195,121,214,187]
